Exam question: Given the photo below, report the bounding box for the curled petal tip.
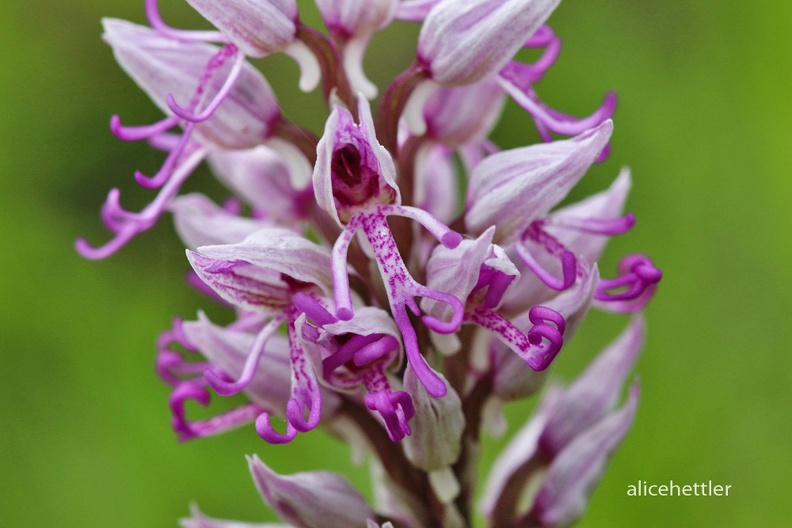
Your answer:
[336,307,354,321]
[109,114,122,136]
[515,231,578,292]
[203,367,237,396]
[528,305,566,336]
[165,93,192,120]
[74,236,121,260]
[421,299,463,334]
[286,397,321,433]
[603,91,618,113]
[171,382,211,408]
[560,251,577,290]
[74,237,97,259]
[636,264,662,282]
[441,231,463,249]
[255,412,297,444]
[134,170,164,189]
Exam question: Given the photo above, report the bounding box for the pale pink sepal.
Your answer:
[248,455,376,528]
[423,79,505,146]
[187,228,333,313]
[199,228,332,291]
[170,193,268,249]
[316,0,397,36]
[539,315,644,455]
[185,0,298,57]
[395,0,443,21]
[413,144,458,224]
[465,120,613,243]
[180,503,289,528]
[208,146,311,224]
[422,227,497,320]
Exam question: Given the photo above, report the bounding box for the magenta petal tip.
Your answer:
[336,307,354,321]
[441,231,463,249]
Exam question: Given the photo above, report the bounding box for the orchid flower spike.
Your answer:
[79,5,664,526]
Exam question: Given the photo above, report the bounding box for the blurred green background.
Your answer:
[1,0,790,526]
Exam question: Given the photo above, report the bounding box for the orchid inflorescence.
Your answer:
[78,0,662,526]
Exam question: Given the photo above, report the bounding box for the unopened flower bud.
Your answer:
[402,365,465,471]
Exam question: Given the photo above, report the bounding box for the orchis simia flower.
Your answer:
[75,20,302,260]
[315,97,466,398]
[293,293,416,442]
[182,228,339,443]
[466,120,661,312]
[79,0,664,526]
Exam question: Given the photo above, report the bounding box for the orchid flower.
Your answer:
[314,97,465,398]
[185,228,336,443]
[76,20,283,259]
[379,0,614,155]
